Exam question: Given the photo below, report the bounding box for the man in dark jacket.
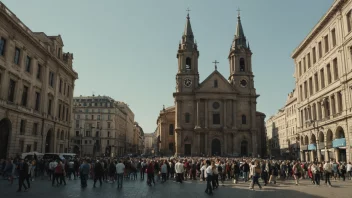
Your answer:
[17,159,28,192]
[93,160,104,187]
[241,160,250,182]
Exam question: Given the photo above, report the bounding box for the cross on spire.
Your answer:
[186,7,191,19]
[213,60,219,70]
[237,7,241,17]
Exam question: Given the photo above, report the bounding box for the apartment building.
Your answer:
[292,0,352,162]
[0,2,78,158]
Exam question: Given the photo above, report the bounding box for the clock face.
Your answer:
[240,79,247,87]
[184,78,192,87]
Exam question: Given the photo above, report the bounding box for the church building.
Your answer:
[156,12,266,157]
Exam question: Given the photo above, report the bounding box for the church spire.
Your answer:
[182,8,194,45]
[231,8,247,50]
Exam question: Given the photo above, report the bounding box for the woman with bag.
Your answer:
[249,160,262,190]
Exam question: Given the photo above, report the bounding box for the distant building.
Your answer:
[155,12,266,157]
[0,2,78,158]
[144,133,154,154]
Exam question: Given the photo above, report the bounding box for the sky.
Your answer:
[3,0,333,133]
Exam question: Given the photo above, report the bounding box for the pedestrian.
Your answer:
[16,159,28,192]
[204,160,213,195]
[94,160,104,187]
[116,159,125,188]
[80,159,90,188]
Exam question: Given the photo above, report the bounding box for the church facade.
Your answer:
[156,13,266,157]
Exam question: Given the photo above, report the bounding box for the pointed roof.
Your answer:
[231,14,247,50]
[182,13,194,44]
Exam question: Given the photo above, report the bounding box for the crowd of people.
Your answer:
[1,155,352,194]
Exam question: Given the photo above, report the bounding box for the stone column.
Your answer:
[205,133,208,155]
[196,99,200,128]
[329,95,334,118]
[232,99,237,129]
[176,100,181,129]
[0,70,9,100]
[334,92,339,114]
[340,91,344,112]
[324,144,329,161]
[204,100,208,128]
[252,133,257,157]
[223,134,227,155]
[175,130,182,156]
[335,148,340,162]
[223,99,227,129]
[321,101,325,119]
[317,142,322,162]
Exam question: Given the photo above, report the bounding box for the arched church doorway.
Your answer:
[0,118,11,159]
[45,129,54,153]
[211,139,221,156]
[241,140,248,156]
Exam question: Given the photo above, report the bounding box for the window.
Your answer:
[241,115,246,124]
[327,64,332,84]
[95,131,99,137]
[34,92,40,111]
[26,144,31,152]
[320,69,325,88]
[0,38,6,56]
[76,131,79,136]
[97,122,100,128]
[63,83,66,95]
[312,47,316,64]
[318,42,322,59]
[332,28,336,47]
[49,71,55,87]
[338,92,343,112]
[213,113,220,124]
[98,115,100,120]
[298,61,302,76]
[33,123,38,135]
[36,64,41,80]
[169,124,174,135]
[314,73,319,92]
[307,53,311,68]
[85,140,87,144]
[107,140,110,145]
[20,120,26,135]
[66,108,68,121]
[59,79,62,93]
[25,56,31,72]
[309,77,313,95]
[33,142,38,152]
[58,48,61,58]
[14,47,20,65]
[304,81,307,99]
[19,140,24,152]
[299,85,303,101]
[85,115,88,119]
[303,57,306,72]
[8,79,16,102]
[48,99,52,115]
[91,115,94,120]
[324,35,329,53]
[240,58,245,72]
[21,86,28,106]
[348,11,352,32]
[108,115,111,120]
[58,104,61,119]
[214,80,218,88]
[185,57,191,70]
[108,122,111,128]
[185,113,190,123]
[67,86,70,97]
[333,58,338,80]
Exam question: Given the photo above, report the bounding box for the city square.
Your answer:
[1,177,352,198]
[1,0,352,197]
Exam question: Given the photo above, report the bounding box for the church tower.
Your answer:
[228,13,255,95]
[175,12,199,93]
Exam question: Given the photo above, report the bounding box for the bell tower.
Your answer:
[175,10,199,93]
[228,11,255,94]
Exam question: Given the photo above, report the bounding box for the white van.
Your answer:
[60,153,77,160]
[21,152,44,161]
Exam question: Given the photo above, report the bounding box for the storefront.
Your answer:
[332,138,346,162]
[308,144,316,162]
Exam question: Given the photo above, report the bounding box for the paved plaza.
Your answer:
[0,177,351,198]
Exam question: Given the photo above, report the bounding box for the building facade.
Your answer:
[0,2,78,159]
[292,0,352,163]
[156,13,266,157]
[144,133,154,154]
[265,90,298,159]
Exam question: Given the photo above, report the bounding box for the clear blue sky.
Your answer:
[3,0,333,133]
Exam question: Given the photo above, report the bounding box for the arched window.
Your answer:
[169,124,174,135]
[186,57,192,70]
[214,80,218,88]
[240,58,245,72]
[242,115,246,124]
[185,113,190,123]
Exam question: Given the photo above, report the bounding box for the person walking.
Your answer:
[323,161,332,187]
[16,159,28,192]
[116,160,125,188]
[93,160,104,187]
[80,159,90,188]
[204,160,213,195]
[175,160,184,183]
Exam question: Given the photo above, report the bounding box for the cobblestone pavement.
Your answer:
[1,177,351,198]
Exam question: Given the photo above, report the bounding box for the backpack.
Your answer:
[255,167,261,174]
